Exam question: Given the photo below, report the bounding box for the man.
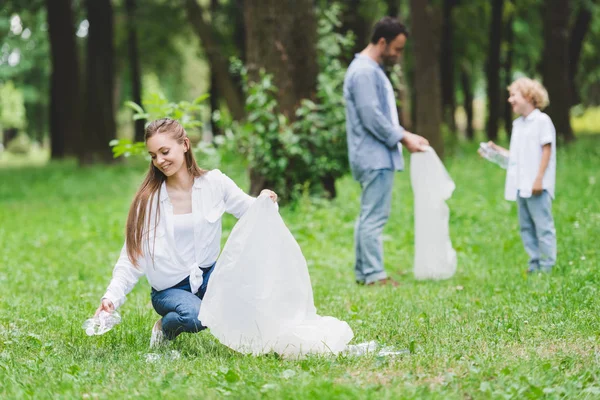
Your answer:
[343,17,429,286]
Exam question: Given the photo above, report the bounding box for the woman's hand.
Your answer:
[260,189,278,203]
[95,298,115,316]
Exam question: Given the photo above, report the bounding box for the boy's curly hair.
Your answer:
[507,77,550,110]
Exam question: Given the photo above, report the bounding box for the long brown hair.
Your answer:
[126,118,206,267]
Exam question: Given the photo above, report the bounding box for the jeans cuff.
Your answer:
[364,271,388,285]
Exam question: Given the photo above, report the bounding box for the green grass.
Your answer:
[1,137,599,399]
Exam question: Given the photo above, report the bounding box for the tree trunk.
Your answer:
[185,0,245,121]
[244,0,319,195]
[288,1,319,104]
[209,68,222,137]
[460,66,474,141]
[569,3,593,106]
[542,0,574,142]
[503,11,514,138]
[209,0,222,137]
[46,0,81,159]
[125,0,145,142]
[341,0,372,64]
[440,0,457,132]
[410,0,444,158]
[486,0,503,141]
[80,0,116,164]
[386,0,400,17]
[245,0,318,118]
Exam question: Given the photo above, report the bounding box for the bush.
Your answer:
[6,132,32,155]
[219,4,354,201]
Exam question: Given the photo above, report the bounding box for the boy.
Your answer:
[489,77,557,273]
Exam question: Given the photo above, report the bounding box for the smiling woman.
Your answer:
[94,118,278,348]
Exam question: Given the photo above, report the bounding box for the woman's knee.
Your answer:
[175,303,204,330]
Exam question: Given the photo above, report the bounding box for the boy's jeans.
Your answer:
[354,169,395,284]
[150,264,215,340]
[517,190,557,271]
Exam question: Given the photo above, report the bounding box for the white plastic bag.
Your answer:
[410,147,457,280]
[199,195,353,358]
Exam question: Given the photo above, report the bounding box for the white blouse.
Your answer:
[102,169,256,308]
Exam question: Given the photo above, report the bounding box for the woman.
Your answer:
[94,118,277,347]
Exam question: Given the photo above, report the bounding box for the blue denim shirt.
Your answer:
[343,54,404,181]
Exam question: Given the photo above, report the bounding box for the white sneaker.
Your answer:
[149,318,166,349]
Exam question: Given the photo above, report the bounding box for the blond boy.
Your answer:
[490,77,557,273]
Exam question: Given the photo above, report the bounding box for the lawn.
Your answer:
[1,137,599,399]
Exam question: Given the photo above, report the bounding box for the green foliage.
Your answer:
[220,4,354,200]
[6,132,31,154]
[110,93,209,159]
[1,136,600,398]
[0,80,26,130]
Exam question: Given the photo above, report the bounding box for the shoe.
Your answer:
[150,318,166,349]
[366,278,399,287]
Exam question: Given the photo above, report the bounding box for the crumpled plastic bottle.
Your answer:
[478,142,509,169]
[82,310,121,336]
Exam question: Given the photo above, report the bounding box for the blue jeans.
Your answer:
[354,169,395,284]
[150,264,215,340]
[517,191,557,271]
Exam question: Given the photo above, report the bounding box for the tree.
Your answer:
[441,0,458,132]
[541,0,574,142]
[80,0,116,164]
[184,0,245,121]
[46,0,81,159]
[0,3,50,144]
[569,1,595,106]
[386,0,400,17]
[244,0,319,194]
[459,65,475,140]
[410,0,444,158]
[340,0,373,64]
[125,0,144,142]
[503,1,515,137]
[486,0,503,141]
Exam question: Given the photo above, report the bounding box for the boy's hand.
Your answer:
[532,178,543,196]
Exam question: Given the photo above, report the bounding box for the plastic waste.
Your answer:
[410,147,457,280]
[145,350,181,363]
[82,310,121,336]
[199,195,354,358]
[344,341,410,357]
[478,142,509,169]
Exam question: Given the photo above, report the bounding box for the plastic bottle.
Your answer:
[82,310,121,336]
[479,142,509,169]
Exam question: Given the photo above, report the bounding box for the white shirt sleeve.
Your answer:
[219,171,257,219]
[539,115,556,146]
[102,243,144,309]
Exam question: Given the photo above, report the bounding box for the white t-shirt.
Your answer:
[173,213,195,270]
[504,109,556,201]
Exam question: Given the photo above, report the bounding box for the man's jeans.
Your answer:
[150,264,215,340]
[517,191,557,271]
[354,169,395,284]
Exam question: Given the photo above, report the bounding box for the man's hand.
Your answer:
[401,131,429,153]
[532,178,543,196]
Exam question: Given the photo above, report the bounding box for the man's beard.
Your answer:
[381,50,399,67]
